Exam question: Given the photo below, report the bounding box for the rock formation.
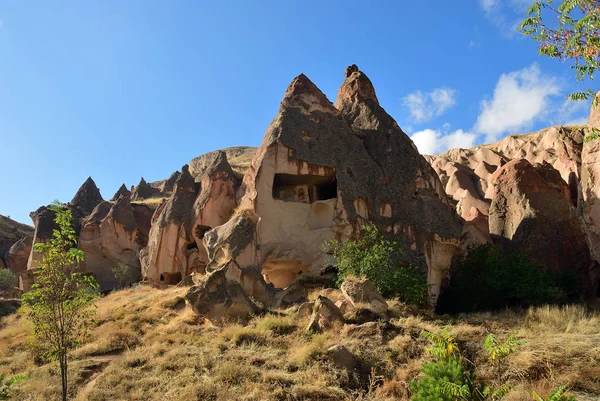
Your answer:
[0,214,33,271]
[111,184,130,201]
[201,65,460,306]
[79,192,153,291]
[5,235,33,274]
[131,178,160,201]
[69,177,104,217]
[580,96,600,295]
[489,159,596,295]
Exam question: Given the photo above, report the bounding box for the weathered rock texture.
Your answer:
[79,193,153,291]
[142,155,240,285]
[490,159,596,295]
[5,235,33,274]
[340,277,387,316]
[0,214,33,271]
[426,126,585,253]
[201,65,460,306]
[131,178,160,201]
[580,96,600,287]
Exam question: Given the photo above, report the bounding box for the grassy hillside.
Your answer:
[0,286,598,400]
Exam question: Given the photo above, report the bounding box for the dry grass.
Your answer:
[0,286,597,400]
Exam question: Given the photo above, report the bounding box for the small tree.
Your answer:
[0,269,17,296]
[111,263,138,289]
[21,202,98,401]
[325,225,429,306]
[520,0,600,103]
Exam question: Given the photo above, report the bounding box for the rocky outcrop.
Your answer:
[489,159,597,295]
[185,267,259,323]
[340,278,387,316]
[307,296,344,332]
[5,235,33,274]
[201,65,459,306]
[79,193,153,291]
[131,178,160,201]
[0,214,33,270]
[580,96,600,296]
[69,177,104,217]
[142,156,240,285]
[160,171,181,194]
[26,206,57,271]
[111,184,130,201]
[189,146,256,180]
[427,126,585,253]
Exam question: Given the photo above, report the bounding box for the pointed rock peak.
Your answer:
[111,184,131,201]
[204,150,234,178]
[138,177,148,187]
[281,73,338,114]
[336,64,379,109]
[174,164,196,191]
[70,176,104,215]
[161,171,181,194]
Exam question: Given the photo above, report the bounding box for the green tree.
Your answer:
[21,202,98,401]
[520,0,600,103]
[0,269,17,296]
[325,225,429,306]
[111,263,138,289]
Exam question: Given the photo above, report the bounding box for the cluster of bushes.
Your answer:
[326,225,429,307]
[437,244,583,313]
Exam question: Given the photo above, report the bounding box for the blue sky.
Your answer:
[0,0,593,224]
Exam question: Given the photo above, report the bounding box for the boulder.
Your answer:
[5,234,33,274]
[340,277,387,316]
[306,296,344,332]
[297,301,314,317]
[490,159,597,295]
[185,268,259,323]
[327,345,358,370]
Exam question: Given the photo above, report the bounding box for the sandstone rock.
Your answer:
[160,171,181,195]
[341,322,383,340]
[297,301,314,317]
[189,146,257,180]
[111,184,130,201]
[79,192,152,291]
[5,234,32,274]
[185,268,259,323]
[335,299,351,314]
[340,278,387,316]
[306,296,344,332]
[490,159,597,295]
[69,177,104,217]
[327,345,358,371]
[580,94,600,297]
[206,66,459,306]
[142,156,240,285]
[26,206,57,271]
[0,214,33,271]
[131,178,160,200]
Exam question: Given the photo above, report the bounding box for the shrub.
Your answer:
[437,244,581,313]
[0,269,17,295]
[326,225,428,306]
[111,263,140,289]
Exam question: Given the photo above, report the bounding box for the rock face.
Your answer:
[142,156,239,285]
[131,178,160,201]
[5,235,33,274]
[69,177,104,217]
[580,96,600,295]
[0,214,33,271]
[79,193,153,291]
[189,146,256,180]
[340,277,387,316]
[427,126,584,253]
[489,159,596,294]
[111,184,130,201]
[202,65,460,305]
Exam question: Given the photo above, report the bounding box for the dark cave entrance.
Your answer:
[272,173,337,203]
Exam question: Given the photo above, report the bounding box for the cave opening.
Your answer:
[272,173,337,203]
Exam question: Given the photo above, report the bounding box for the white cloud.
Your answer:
[402,87,457,123]
[474,63,560,142]
[479,0,526,38]
[553,99,589,126]
[410,128,476,155]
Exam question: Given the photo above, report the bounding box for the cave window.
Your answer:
[272,173,337,203]
[160,272,182,285]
